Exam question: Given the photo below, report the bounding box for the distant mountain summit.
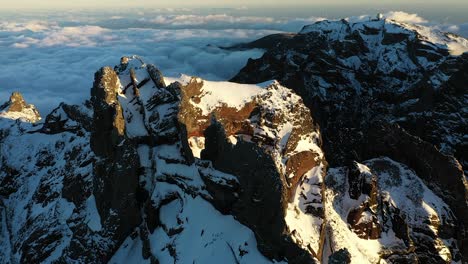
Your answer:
[0,92,41,123]
[232,17,468,173]
[0,17,467,264]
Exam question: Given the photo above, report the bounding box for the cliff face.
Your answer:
[0,17,467,264]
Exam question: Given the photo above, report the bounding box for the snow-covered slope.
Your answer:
[325,158,457,263]
[300,18,468,56]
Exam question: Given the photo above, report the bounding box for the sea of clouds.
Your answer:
[0,9,467,114]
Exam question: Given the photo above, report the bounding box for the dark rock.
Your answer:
[41,102,92,134]
[221,33,297,51]
[90,67,126,157]
[20,228,63,264]
[147,64,166,88]
[346,162,381,239]
[328,248,351,264]
[0,165,20,197]
[199,166,240,215]
[201,119,316,264]
[89,66,141,261]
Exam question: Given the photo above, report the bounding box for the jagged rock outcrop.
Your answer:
[0,94,100,263]
[173,74,325,262]
[345,162,381,240]
[110,57,326,263]
[365,123,468,260]
[41,102,93,134]
[90,66,142,259]
[200,119,314,263]
[90,67,126,156]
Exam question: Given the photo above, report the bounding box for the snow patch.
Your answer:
[193,79,264,115]
[85,195,102,232]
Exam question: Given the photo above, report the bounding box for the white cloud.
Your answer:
[384,11,428,24]
[346,11,427,24]
[0,23,269,113]
[96,14,324,32]
[141,14,275,26]
[444,23,468,38]
[11,43,29,48]
[0,21,54,32]
[38,26,110,47]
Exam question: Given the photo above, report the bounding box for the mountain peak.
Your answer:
[299,17,468,56]
[0,92,41,123]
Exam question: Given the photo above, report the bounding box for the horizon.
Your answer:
[2,0,468,8]
[1,4,467,24]
[1,6,467,114]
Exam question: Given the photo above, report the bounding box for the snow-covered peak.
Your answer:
[0,92,41,123]
[385,20,468,56]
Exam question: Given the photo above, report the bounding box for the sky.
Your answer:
[0,6,467,115]
[1,0,468,9]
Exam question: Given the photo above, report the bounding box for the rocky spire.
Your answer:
[89,66,141,262]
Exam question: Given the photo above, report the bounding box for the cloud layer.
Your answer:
[0,24,271,113]
[0,10,466,115]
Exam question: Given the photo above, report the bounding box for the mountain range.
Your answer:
[0,16,467,264]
